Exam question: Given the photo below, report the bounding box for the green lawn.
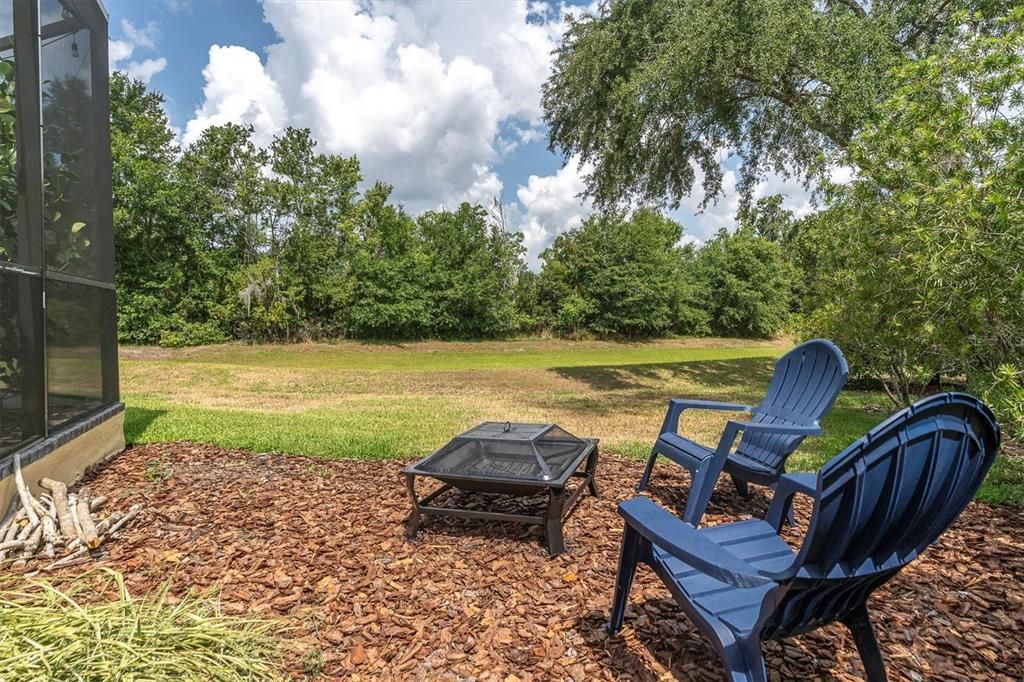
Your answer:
[121,338,1021,505]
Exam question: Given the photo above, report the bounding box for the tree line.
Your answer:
[113,2,1024,436]
[111,73,798,348]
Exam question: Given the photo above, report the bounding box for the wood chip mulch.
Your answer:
[10,442,1024,681]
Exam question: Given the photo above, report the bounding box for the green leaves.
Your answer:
[800,8,1024,421]
[542,1,1011,210]
[691,227,797,339]
[538,209,704,338]
[1,56,16,264]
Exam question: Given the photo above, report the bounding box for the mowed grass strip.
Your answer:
[120,337,1021,504]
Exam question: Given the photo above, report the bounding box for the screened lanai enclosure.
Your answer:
[0,0,120,486]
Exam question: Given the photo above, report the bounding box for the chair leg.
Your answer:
[842,605,888,682]
[767,481,797,527]
[606,525,643,635]
[721,635,768,682]
[682,460,720,525]
[636,449,659,492]
[730,474,749,497]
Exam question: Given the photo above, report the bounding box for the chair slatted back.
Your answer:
[737,339,848,473]
[762,393,1000,640]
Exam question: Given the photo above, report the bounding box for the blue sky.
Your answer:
[103,0,815,265]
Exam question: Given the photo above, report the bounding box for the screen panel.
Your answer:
[0,269,45,456]
[46,279,104,429]
[0,0,27,267]
[40,0,104,281]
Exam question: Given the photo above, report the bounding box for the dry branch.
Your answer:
[75,487,102,549]
[12,524,43,569]
[68,492,85,541]
[0,539,25,552]
[0,512,20,558]
[5,456,145,569]
[1,509,25,555]
[39,514,59,560]
[106,505,142,537]
[66,513,119,552]
[43,505,142,572]
[13,453,39,527]
[40,477,78,541]
[0,495,20,536]
[15,519,39,542]
[3,510,24,538]
[41,545,89,571]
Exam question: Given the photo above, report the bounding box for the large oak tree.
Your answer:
[543,0,1013,208]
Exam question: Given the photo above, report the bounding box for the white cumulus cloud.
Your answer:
[125,57,168,85]
[515,157,593,268]
[120,19,158,50]
[109,18,167,84]
[183,45,286,148]
[108,39,134,65]
[183,0,582,213]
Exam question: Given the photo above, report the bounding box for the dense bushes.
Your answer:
[538,210,692,337]
[796,12,1024,435]
[690,228,797,339]
[111,73,797,345]
[533,210,796,339]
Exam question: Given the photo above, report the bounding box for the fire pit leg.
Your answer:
[586,446,600,497]
[405,473,421,540]
[545,488,566,556]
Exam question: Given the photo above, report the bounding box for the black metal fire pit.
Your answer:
[403,422,599,556]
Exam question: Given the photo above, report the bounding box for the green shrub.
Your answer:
[539,209,691,338]
[158,320,228,348]
[973,365,1024,441]
[691,228,797,339]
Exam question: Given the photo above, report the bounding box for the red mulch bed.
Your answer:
[11,443,1024,680]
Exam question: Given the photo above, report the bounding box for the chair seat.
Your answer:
[723,452,782,486]
[655,432,713,467]
[657,433,782,487]
[650,519,796,634]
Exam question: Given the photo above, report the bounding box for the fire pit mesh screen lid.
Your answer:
[415,422,587,482]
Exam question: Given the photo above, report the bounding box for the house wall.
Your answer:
[1,0,121,501]
[0,407,124,512]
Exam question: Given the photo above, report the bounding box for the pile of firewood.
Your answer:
[0,454,142,572]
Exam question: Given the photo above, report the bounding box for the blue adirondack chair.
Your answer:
[638,338,848,525]
[608,392,1000,682]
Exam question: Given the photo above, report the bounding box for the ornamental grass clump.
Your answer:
[0,569,283,681]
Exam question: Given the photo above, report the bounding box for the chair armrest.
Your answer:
[618,497,775,589]
[708,420,823,463]
[725,420,823,438]
[765,473,819,530]
[660,399,753,435]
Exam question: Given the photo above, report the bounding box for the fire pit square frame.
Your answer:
[403,422,599,556]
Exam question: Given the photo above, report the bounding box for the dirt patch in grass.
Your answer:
[14,443,1022,680]
[120,337,790,363]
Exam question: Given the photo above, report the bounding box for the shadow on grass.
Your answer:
[123,406,167,445]
[551,357,777,392]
